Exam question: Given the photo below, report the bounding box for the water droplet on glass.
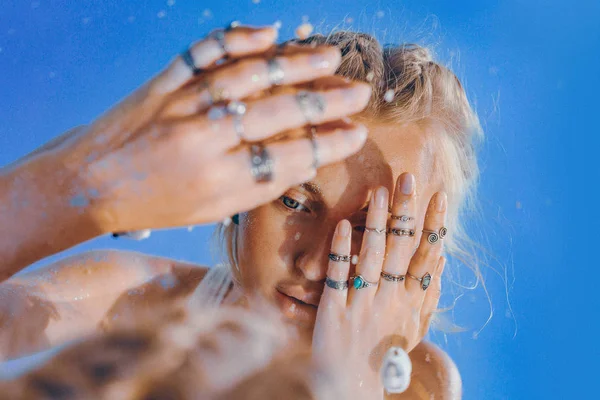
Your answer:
[222,217,232,227]
[376,10,385,18]
[202,9,213,18]
[167,0,175,6]
[252,0,261,3]
[157,10,166,19]
[273,20,282,30]
[294,232,302,240]
[81,17,91,25]
[345,17,354,24]
[425,353,431,363]
[351,255,359,265]
[515,201,522,209]
[128,16,136,23]
[384,89,395,102]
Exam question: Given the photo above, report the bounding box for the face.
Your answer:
[234,120,444,335]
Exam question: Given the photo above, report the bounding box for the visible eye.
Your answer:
[280,195,308,212]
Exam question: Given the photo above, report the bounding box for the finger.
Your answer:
[152,24,279,95]
[160,118,367,166]
[348,186,389,306]
[377,172,418,296]
[161,45,343,119]
[162,78,371,145]
[188,123,368,219]
[319,220,352,311]
[405,191,447,295]
[418,256,446,338]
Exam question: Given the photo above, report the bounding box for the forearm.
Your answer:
[0,147,103,280]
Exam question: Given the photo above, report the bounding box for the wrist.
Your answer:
[0,154,104,276]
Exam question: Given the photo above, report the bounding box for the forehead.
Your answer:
[314,121,439,209]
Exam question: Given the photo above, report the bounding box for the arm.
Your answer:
[0,129,104,280]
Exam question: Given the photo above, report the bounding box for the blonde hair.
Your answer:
[214,31,484,316]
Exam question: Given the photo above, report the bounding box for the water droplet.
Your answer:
[222,217,232,227]
[128,16,136,23]
[202,9,213,18]
[425,353,431,363]
[157,10,166,18]
[384,89,395,102]
[294,232,302,241]
[167,0,176,6]
[345,17,354,24]
[252,0,261,3]
[81,17,91,25]
[515,201,522,209]
[273,20,282,30]
[366,71,375,82]
[48,71,56,79]
[376,10,385,18]
[295,23,314,40]
[351,255,359,265]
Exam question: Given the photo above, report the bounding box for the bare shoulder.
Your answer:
[4,249,209,350]
[396,341,461,399]
[12,249,208,295]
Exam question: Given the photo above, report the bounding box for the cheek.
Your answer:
[235,207,291,289]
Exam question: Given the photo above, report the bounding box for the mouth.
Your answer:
[274,288,319,324]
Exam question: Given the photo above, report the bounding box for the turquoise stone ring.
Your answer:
[351,274,378,290]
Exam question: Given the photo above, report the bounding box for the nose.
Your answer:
[294,223,336,282]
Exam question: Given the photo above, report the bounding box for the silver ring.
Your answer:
[391,215,414,222]
[328,253,351,262]
[439,226,448,239]
[267,58,285,86]
[309,126,320,169]
[325,277,348,290]
[388,228,415,237]
[295,90,326,124]
[351,274,378,290]
[406,272,432,290]
[381,271,405,283]
[364,227,386,235]
[422,229,440,244]
[227,100,247,140]
[181,48,202,75]
[249,144,274,183]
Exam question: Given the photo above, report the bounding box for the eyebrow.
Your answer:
[300,182,323,196]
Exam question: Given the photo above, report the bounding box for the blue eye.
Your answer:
[281,196,307,212]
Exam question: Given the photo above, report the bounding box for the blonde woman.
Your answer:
[0,23,481,398]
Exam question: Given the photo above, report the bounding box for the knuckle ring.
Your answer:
[208,100,247,141]
[381,271,405,283]
[406,272,432,290]
[364,227,386,235]
[249,144,274,183]
[351,274,378,290]
[422,227,448,244]
[267,57,285,86]
[325,276,348,290]
[391,215,414,222]
[308,126,320,170]
[388,228,415,237]
[181,48,203,75]
[328,253,351,262]
[295,90,327,124]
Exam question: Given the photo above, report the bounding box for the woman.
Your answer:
[0,22,481,398]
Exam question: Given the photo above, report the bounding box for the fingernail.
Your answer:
[400,173,415,195]
[436,192,447,212]
[337,220,351,237]
[309,53,331,69]
[374,187,388,209]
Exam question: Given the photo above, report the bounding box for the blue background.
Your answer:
[1,1,599,398]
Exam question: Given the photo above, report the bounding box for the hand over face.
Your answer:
[312,172,447,397]
[47,23,372,234]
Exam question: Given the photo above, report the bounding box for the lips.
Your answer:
[276,286,321,307]
[274,287,320,324]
